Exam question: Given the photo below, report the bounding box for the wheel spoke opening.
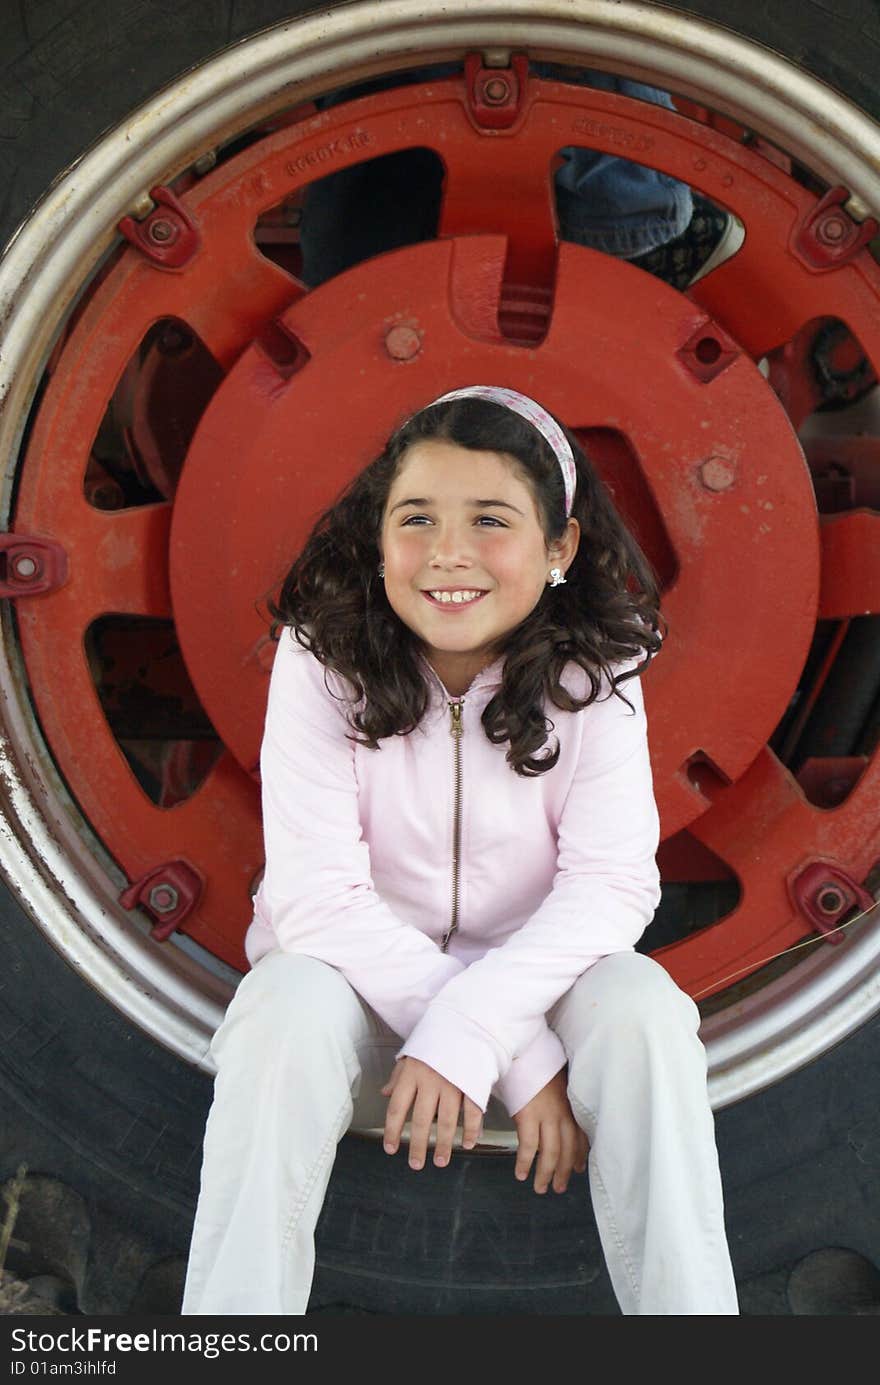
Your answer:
[85,319,224,510]
[85,615,225,809]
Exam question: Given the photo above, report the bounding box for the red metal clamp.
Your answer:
[120,859,204,941]
[464,54,529,130]
[0,535,68,597]
[788,860,876,944]
[118,185,202,269]
[792,186,879,271]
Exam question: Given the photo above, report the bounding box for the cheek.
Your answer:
[383,531,421,574]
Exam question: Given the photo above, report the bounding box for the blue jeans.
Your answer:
[544,68,693,258]
[300,65,693,286]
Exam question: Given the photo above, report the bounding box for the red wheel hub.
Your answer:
[12,70,880,994]
[171,237,817,820]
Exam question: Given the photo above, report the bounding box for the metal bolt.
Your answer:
[12,554,39,580]
[130,192,155,221]
[384,325,422,361]
[193,150,217,177]
[844,193,871,224]
[817,885,845,915]
[483,76,511,104]
[698,457,736,492]
[148,218,177,245]
[148,883,179,914]
[816,215,847,245]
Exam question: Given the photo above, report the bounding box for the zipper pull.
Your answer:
[449,698,464,735]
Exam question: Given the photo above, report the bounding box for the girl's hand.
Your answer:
[381,1057,483,1170]
[513,1068,589,1194]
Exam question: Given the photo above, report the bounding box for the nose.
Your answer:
[428,519,474,570]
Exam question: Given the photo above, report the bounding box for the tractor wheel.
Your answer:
[1,0,879,1314]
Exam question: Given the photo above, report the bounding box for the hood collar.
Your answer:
[418,651,505,701]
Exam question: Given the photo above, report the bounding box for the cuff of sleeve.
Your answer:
[396,1004,506,1113]
[493,1027,568,1117]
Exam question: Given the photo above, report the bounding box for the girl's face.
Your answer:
[380,438,579,695]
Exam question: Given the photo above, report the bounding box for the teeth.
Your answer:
[429,589,483,604]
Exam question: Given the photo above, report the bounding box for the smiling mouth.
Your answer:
[423,589,488,607]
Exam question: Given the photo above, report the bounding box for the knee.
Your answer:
[211,951,365,1069]
[561,953,702,1079]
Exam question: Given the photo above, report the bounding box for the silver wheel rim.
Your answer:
[1,0,878,1131]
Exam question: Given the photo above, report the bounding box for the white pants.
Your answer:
[182,949,739,1316]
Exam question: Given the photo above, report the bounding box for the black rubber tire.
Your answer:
[1,0,879,1315]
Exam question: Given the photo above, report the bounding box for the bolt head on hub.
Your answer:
[384,325,422,361]
[817,885,845,915]
[148,883,179,914]
[816,216,847,245]
[698,457,736,492]
[12,554,40,580]
[148,219,177,245]
[483,77,511,104]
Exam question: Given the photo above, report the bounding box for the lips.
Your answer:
[422,589,488,607]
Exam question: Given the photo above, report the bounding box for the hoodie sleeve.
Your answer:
[398,659,662,1113]
[491,1025,568,1118]
[250,629,466,1039]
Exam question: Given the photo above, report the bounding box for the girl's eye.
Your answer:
[398,513,507,527]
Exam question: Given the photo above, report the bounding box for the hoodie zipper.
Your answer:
[440,697,464,952]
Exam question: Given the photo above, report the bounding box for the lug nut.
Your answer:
[148,218,177,244]
[12,554,40,580]
[817,215,847,245]
[149,883,179,915]
[698,457,736,492]
[483,77,511,104]
[384,325,422,361]
[817,885,845,915]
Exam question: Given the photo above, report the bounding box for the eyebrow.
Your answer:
[388,497,525,516]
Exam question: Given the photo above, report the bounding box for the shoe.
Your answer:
[630,192,745,290]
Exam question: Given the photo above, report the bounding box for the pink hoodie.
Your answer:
[246,628,662,1116]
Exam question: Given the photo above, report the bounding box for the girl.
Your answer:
[182,385,739,1316]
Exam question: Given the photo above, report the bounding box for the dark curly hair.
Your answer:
[269,393,666,776]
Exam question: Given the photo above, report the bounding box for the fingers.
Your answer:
[574,1125,590,1174]
[515,1119,539,1185]
[532,1125,561,1195]
[383,1059,481,1170]
[379,1058,403,1099]
[551,1121,579,1195]
[461,1097,483,1151]
[515,1116,589,1194]
[383,1065,418,1156]
[430,1088,462,1168]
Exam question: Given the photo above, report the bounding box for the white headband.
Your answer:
[424,385,576,517]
